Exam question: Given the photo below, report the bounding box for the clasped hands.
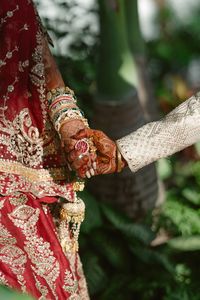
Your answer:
[60,120,126,178]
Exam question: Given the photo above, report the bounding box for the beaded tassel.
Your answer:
[59,182,85,253]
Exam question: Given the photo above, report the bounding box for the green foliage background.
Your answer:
[3,1,200,299]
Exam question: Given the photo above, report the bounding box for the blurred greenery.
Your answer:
[0,286,33,300]
[2,1,200,299]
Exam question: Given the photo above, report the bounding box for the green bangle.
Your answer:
[47,86,76,105]
[52,107,84,125]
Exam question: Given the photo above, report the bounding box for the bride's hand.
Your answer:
[67,128,127,178]
[60,123,97,175]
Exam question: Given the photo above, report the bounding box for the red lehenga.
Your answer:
[0,0,89,299]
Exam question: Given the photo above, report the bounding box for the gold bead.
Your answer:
[73,181,85,192]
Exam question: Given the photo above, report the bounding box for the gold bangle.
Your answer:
[50,103,76,119]
[55,110,86,132]
[116,148,123,173]
[47,86,75,105]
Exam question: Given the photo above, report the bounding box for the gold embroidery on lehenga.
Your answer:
[34,274,49,300]
[30,31,47,124]
[8,109,44,167]
[0,171,72,199]
[77,256,90,300]
[0,198,16,246]
[9,205,60,299]
[0,223,16,245]
[9,193,29,206]
[0,160,67,181]
[0,199,5,210]
[63,269,79,295]
[0,198,28,291]
[0,245,27,292]
[68,295,81,300]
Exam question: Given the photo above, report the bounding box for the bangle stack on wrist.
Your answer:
[47,86,89,133]
[47,86,76,105]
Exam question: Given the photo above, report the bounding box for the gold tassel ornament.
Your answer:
[59,181,85,253]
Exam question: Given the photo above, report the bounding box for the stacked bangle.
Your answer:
[54,109,87,132]
[50,98,76,114]
[50,103,76,119]
[47,86,76,106]
[53,107,82,124]
[47,86,89,134]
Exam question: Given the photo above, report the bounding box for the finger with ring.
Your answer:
[74,138,90,155]
[68,149,85,163]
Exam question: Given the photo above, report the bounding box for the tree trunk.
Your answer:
[124,0,159,121]
[88,0,162,218]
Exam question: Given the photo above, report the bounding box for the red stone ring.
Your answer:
[74,138,90,155]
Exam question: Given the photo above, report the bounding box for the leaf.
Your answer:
[163,198,200,235]
[101,202,130,226]
[119,223,156,245]
[194,141,200,157]
[90,229,131,270]
[130,246,175,274]
[100,274,130,300]
[101,203,155,244]
[182,188,200,205]
[82,252,108,295]
[168,236,200,251]
[157,158,173,180]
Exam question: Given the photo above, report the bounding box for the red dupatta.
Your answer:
[0,0,74,200]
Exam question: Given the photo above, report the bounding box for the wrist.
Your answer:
[59,119,86,138]
[47,86,89,134]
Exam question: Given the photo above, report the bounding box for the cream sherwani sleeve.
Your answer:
[117,92,200,172]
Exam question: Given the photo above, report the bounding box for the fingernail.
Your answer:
[86,171,91,178]
[90,168,95,176]
[93,162,97,169]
